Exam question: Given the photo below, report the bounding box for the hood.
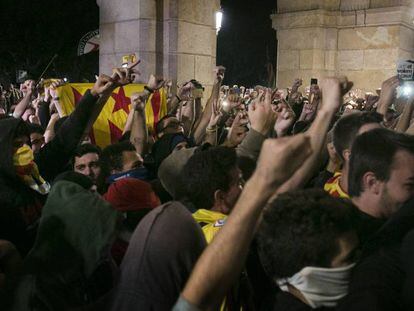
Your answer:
[26,180,119,277]
[151,133,189,171]
[0,117,26,181]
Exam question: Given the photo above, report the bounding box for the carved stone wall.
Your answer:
[272,0,414,91]
[97,0,219,93]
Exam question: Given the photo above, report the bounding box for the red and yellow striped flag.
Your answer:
[57,84,168,148]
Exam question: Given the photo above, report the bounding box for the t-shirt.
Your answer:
[324,172,349,199]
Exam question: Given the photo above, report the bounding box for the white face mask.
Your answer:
[276,263,356,309]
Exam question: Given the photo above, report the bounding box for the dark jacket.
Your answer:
[337,199,414,311]
[12,181,118,311]
[271,291,332,311]
[402,228,414,309]
[0,90,99,255]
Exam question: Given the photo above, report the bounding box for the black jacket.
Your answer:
[337,199,414,311]
[0,90,99,255]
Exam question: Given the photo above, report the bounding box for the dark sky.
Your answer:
[0,0,99,83]
[218,0,277,87]
[0,0,276,86]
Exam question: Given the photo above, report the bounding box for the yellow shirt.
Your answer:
[192,209,227,244]
[324,172,350,199]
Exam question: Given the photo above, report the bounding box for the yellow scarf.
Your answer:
[324,172,349,199]
[13,145,50,194]
[192,209,227,244]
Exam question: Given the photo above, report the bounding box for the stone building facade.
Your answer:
[272,0,414,91]
[97,0,220,93]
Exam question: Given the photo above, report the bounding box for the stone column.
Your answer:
[97,0,219,95]
[97,0,157,82]
[272,0,414,91]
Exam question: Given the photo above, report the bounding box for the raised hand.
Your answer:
[111,60,140,87]
[21,80,35,95]
[364,94,379,111]
[274,102,296,137]
[320,76,353,113]
[178,81,194,101]
[131,92,147,112]
[226,112,248,147]
[253,134,312,190]
[147,74,165,91]
[248,88,277,136]
[227,94,243,111]
[214,66,226,83]
[377,76,400,115]
[309,84,321,101]
[291,78,303,93]
[207,99,223,129]
[28,114,41,125]
[90,74,115,97]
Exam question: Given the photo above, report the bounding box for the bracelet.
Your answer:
[144,86,154,94]
[206,126,218,133]
[53,97,60,101]
[176,95,182,102]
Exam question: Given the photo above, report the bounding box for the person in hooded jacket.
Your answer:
[0,89,99,256]
[0,70,136,256]
[11,180,119,311]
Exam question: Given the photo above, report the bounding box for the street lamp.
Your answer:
[216,10,223,34]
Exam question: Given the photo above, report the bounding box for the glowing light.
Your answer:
[402,85,413,97]
[63,77,68,82]
[216,11,223,34]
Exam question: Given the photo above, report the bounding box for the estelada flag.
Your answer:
[57,84,167,148]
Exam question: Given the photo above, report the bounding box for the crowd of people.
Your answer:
[0,60,414,311]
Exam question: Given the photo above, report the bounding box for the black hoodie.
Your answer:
[0,90,99,255]
[0,117,42,256]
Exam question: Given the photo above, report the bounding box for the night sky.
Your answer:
[218,0,277,87]
[0,0,276,87]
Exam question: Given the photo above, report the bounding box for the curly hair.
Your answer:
[257,189,358,279]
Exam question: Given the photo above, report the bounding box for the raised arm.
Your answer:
[129,92,149,155]
[287,78,302,106]
[236,90,276,160]
[192,66,225,144]
[395,97,414,132]
[276,77,352,194]
[12,80,35,119]
[179,134,312,309]
[168,81,193,116]
[35,63,139,181]
[43,113,60,143]
[376,76,399,119]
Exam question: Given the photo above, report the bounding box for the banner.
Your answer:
[57,84,167,148]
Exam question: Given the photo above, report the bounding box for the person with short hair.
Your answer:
[258,189,359,310]
[337,128,414,310]
[324,111,382,198]
[72,143,103,190]
[101,141,147,184]
[155,114,185,139]
[178,146,243,243]
[27,123,45,154]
